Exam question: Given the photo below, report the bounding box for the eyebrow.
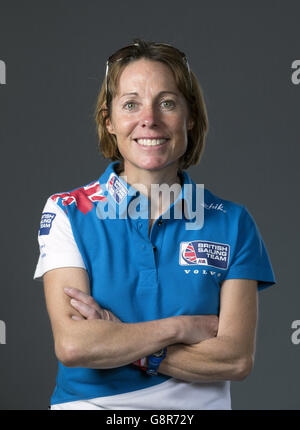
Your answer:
[119,90,179,99]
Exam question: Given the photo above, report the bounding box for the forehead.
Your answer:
[116,59,178,94]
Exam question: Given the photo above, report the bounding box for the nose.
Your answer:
[139,105,158,128]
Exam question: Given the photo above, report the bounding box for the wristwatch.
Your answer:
[146,348,167,376]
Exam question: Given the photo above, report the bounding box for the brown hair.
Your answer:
[94,39,208,171]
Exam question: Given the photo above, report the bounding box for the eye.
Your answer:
[161,99,176,110]
[123,101,137,111]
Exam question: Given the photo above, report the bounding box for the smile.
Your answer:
[135,138,169,147]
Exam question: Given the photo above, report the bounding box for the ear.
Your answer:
[106,116,115,135]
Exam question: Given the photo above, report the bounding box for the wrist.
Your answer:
[132,357,148,371]
[146,348,167,376]
[132,348,167,376]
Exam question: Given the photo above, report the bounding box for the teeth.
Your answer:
[136,138,167,146]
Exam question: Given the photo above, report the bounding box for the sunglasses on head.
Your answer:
[105,41,192,104]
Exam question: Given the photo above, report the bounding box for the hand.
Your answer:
[176,314,219,345]
[64,288,121,322]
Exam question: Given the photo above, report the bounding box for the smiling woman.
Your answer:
[106,59,192,181]
[95,40,208,173]
[33,39,276,410]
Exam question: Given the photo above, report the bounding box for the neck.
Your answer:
[119,162,181,193]
[118,161,182,221]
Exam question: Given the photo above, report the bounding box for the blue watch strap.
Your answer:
[146,348,167,376]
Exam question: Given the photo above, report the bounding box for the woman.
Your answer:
[33,39,276,410]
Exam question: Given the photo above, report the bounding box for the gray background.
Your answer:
[0,0,299,410]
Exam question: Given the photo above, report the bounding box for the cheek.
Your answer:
[171,117,189,138]
[111,115,136,139]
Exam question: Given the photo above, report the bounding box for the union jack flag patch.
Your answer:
[51,181,107,215]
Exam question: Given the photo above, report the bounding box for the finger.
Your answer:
[64,288,102,309]
[64,288,93,303]
[70,299,101,320]
[71,315,84,321]
[105,310,122,323]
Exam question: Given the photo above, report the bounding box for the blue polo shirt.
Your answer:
[34,161,276,406]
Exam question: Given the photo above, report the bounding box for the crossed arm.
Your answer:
[43,267,258,382]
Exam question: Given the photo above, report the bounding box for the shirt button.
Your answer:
[157,219,163,226]
[138,222,143,229]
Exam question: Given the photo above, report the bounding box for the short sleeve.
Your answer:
[33,197,86,282]
[224,206,276,290]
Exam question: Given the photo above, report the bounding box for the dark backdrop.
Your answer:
[0,0,299,410]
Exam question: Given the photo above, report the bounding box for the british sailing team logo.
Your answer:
[39,212,56,235]
[180,240,230,270]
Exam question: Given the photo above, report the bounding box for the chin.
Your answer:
[137,160,170,171]
[135,154,177,170]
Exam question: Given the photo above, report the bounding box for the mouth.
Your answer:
[134,138,169,147]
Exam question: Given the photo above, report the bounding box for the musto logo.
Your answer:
[180,240,230,269]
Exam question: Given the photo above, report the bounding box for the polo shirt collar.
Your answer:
[98,161,200,222]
